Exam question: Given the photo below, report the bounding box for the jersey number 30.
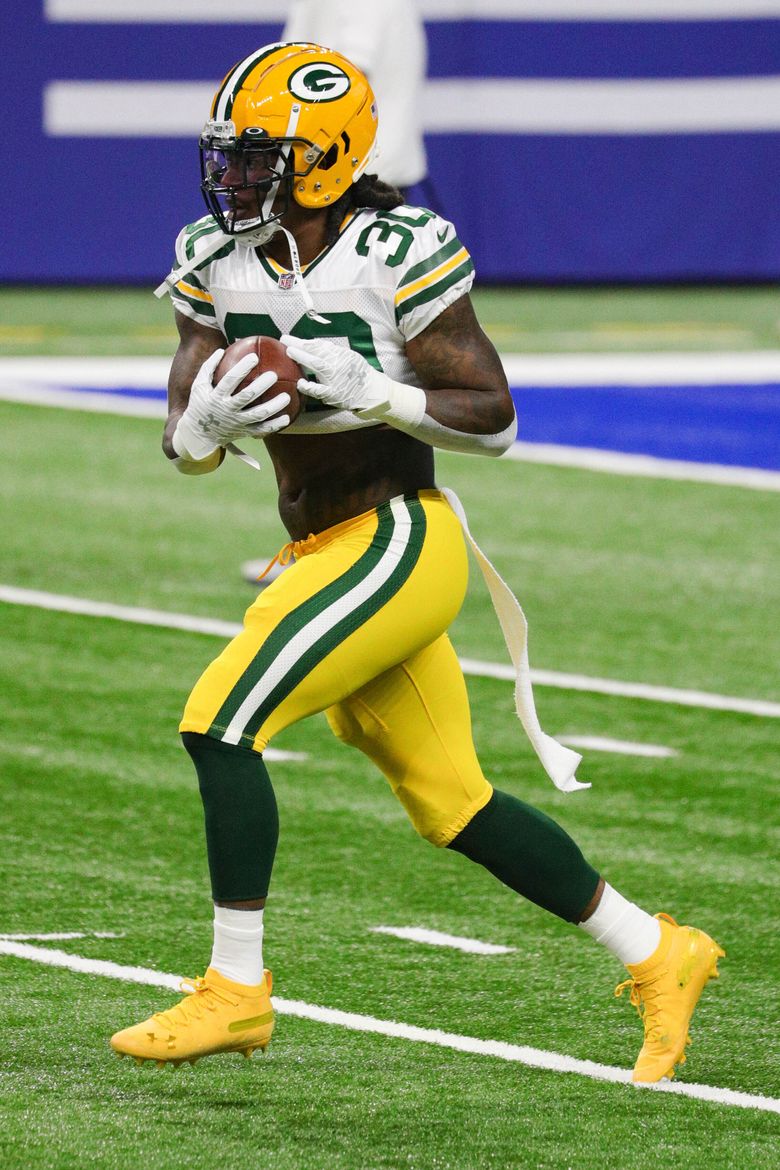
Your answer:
[223,310,382,369]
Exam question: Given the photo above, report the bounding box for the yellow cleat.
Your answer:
[615,914,724,1084]
[110,967,274,1065]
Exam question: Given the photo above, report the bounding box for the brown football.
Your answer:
[215,335,302,424]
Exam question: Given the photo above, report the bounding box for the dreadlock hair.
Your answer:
[324,173,406,247]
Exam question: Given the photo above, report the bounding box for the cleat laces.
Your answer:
[151,977,240,1033]
[615,977,667,1043]
[615,912,681,1044]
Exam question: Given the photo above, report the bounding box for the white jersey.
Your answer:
[169,207,474,400]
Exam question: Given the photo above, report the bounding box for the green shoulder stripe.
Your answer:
[395,258,475,323]
[183,218,222,261]
[179,269,207,292]
[192,241,236,272]
[171,289,217,319]
[183,215,215,236]
[397,237,463,289]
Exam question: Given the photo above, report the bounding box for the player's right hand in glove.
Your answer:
[172,349,291,461]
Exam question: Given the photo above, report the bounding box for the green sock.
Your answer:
[182,732,279,902]
[448,789,600,923]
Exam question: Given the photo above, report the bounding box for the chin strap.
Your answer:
[276,226,330,325]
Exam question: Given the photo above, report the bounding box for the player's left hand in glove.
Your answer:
[280,334,425,423]
[172,348,291,462]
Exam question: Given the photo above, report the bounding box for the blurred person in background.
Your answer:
[282,0,428,198]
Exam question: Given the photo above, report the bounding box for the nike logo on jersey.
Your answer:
[437,228,449,242]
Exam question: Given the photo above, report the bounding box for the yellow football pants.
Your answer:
[180,490,493,845]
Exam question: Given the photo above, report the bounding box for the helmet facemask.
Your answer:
[199,122,310,242]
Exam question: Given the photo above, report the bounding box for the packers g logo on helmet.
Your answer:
[199,42,378,238]
[288,62,351,103]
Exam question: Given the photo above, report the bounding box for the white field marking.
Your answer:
[456,656,780,719]
[1,939,777,1116]
[557,736,677,759]
[371,926,515,955]
[502,442,780,493]
[176,734,307,765]
[4,353,780,492]
[501,351,780,385]
[0,382,165,419]
[7,352,780,386]
[0,932,123,941]
[263,748,309,763]
[0,357,169,384]
[3,383,779,492]
[43,1,780,23]
[43,77,780,137]
[0,586,243,639]
[3,586,780,720]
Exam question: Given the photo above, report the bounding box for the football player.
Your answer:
[110,43,723,1082]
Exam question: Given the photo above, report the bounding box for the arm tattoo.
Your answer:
[407,295,515,435]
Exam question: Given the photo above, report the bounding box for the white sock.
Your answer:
[578,883,661,966]
[209,905,264,986]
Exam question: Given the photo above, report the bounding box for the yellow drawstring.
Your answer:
[256,533,319,581]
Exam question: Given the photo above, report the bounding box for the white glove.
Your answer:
[280,334,425,423]
[172,348,292,461]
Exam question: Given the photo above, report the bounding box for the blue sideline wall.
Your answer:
[5,1,780,284]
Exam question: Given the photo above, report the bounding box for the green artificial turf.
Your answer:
[0,402,777,700]
[1,397,779,1168]
[2,283,780,356]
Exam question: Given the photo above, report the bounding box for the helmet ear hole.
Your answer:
[318,143,339,172]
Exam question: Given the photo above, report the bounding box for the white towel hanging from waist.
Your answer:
[441,487,589,794]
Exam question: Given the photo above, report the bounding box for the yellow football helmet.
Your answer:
[199,42,378,236]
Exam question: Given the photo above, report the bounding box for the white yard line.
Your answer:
[7,352,780,384]
[3,354,780,491]
[456,654,780,719]
[0,586,242,638]
[557,736,678,759]
[2,585,778,719]
[0,357,169,383]
[4,384,779,490]
[1,939,776,1115]
[0,932,123,941]
[500,351,780,385]
[370,926,515,955]
[502,442,780,492]
[0,382,165,418]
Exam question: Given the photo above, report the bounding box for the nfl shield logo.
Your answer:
[278,272,295,290]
